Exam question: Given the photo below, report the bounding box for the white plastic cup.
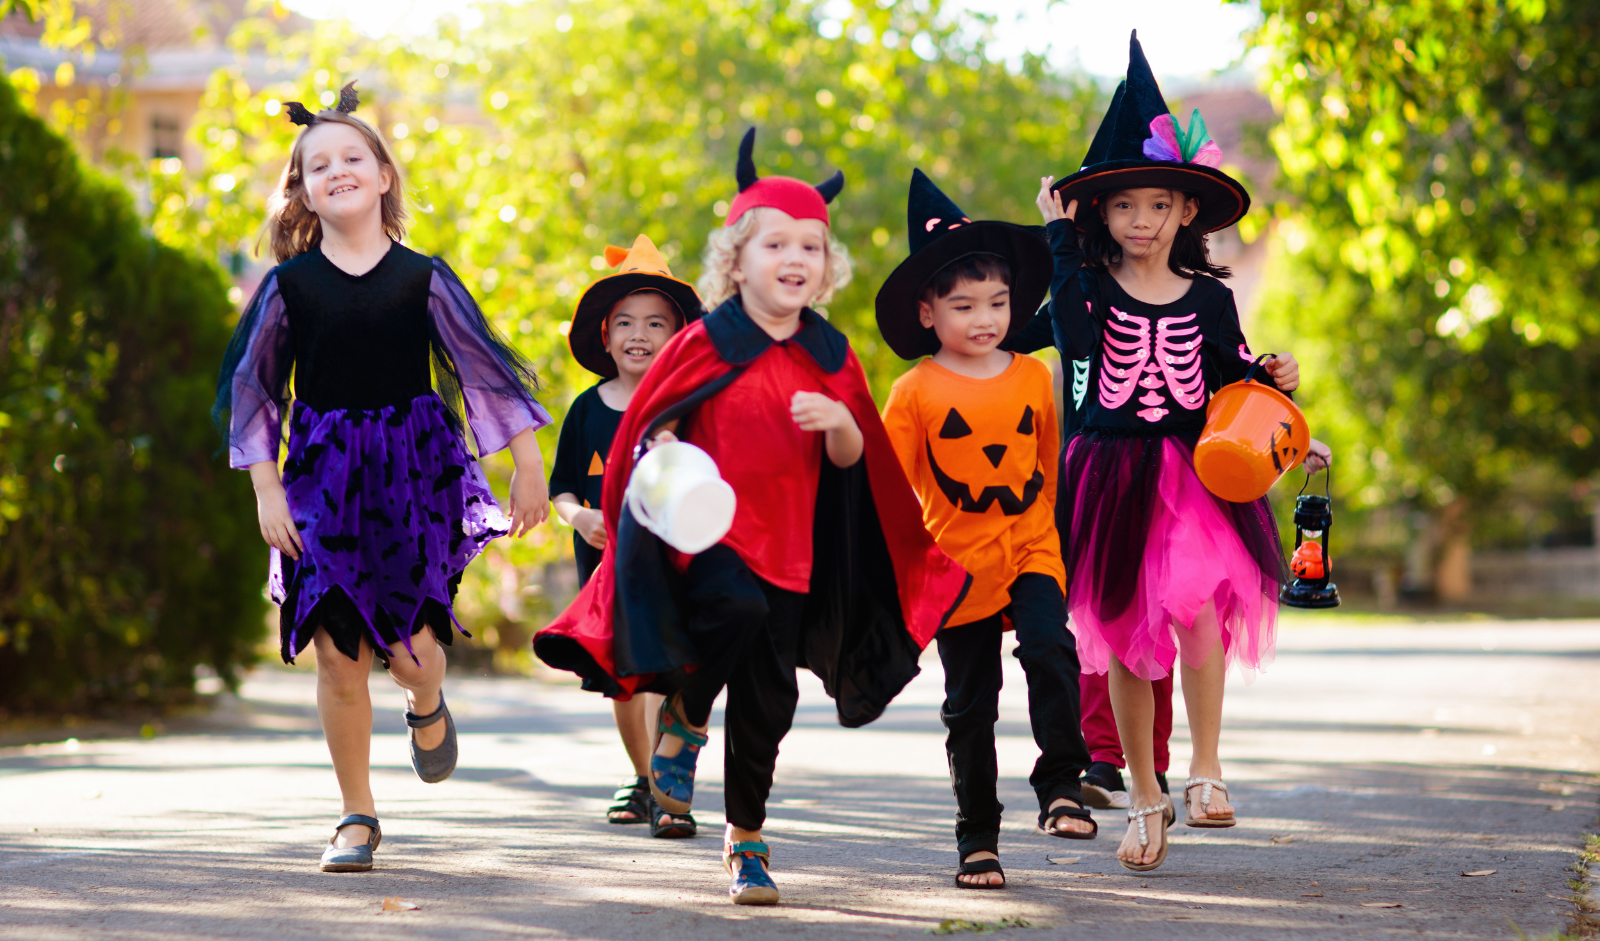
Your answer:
[625,441,737,554]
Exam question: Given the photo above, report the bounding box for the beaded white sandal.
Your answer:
[1118,803,1170,872]
[1184,777,1236,828]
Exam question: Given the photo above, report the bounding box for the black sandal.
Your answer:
[648,795,697,838]
[1039,796,1098,840]
[607,775,650,825]
[955,850,1006,890]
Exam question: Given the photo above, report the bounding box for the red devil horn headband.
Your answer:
[284,81,361,128]
[726,127,844,226]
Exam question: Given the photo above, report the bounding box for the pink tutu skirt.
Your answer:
[1061,430,1284,681]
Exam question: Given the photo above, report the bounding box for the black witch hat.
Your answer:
[874,169,1051,360]
[1051,32,1249,233]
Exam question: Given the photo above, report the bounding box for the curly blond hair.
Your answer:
[261,111,409,263]
[697,207,853,312]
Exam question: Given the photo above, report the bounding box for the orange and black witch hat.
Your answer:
[569,235,704,378]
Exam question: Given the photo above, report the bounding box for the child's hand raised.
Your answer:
[793,391,865,468]
[791,391,852,432]
[1264,352,1300,393]
[1036,177,1078,225]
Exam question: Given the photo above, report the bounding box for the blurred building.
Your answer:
[0,1,302,169]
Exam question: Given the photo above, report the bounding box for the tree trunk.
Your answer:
[1434,497,1473,602]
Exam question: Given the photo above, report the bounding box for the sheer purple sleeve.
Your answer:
[223,273,292,469]
[427,259,551,456]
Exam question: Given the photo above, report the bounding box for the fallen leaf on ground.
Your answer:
[1462,870,1496,877]
[1362,902,1403,908]
[1302,893,1325,898]
[1549,803,1566,811]
[380,897,419,913]
[1310,882,1320,887]
[1271,835,1295,844]
[1047,856,1080,865]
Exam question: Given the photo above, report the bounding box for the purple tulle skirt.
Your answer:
[1061,430,1285,681]
[269,393,507,664]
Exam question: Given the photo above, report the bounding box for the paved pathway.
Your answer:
[1,615,1596,940]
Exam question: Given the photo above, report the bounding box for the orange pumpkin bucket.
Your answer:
[1193,355,1310,503]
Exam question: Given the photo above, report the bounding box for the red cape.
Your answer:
[534,299,969,727]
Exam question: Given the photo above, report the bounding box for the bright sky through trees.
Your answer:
[282,0,1262,77]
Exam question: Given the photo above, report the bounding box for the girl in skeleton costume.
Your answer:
[1008,35,1329,871]
[213,84,550,872]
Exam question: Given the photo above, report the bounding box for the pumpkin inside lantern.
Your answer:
[1280,467,1341,609]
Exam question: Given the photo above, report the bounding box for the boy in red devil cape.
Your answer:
[535,129,970,905]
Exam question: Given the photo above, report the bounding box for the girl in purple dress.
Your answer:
[213,84,550,872]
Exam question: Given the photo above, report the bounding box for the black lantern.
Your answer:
[1280,468,1340,609]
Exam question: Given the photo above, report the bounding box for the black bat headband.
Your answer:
[284,81,360,127]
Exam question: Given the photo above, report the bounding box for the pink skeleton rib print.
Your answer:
[1098,306,1207,423]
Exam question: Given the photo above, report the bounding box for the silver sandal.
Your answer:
[1184,777,1236,828]
[1118,803,1170,872]
[406,693,457,783]
[319,814,381,872]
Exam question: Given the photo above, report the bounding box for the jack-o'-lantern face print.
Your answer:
[1269,419,1303,473]
[924,406,1044,516]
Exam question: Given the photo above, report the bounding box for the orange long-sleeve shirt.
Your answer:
[882,354,1065,627]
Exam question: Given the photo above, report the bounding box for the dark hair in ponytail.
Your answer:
[1078,189,1231,279]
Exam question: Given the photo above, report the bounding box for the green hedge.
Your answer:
[0,74,264,713]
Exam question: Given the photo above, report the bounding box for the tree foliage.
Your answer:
[144,0,1098,638]
[0,73,263,712]
[1252,0,1600,558]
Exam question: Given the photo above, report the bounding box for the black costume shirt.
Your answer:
[549,382,624,585]
[277,242,436,412]
[1007,219,1256,438]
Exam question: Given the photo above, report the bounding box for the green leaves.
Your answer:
[152,0,1098,606]
[1256,0,1599,562]
[0,73,262,711]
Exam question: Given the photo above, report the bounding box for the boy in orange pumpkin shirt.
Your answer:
[878,171,1096,890]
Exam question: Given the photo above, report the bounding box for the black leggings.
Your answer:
[937,572,1091,855]
[674,545,805,832]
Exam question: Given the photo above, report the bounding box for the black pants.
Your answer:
[674,545,805,832]
[937,572,1091,855]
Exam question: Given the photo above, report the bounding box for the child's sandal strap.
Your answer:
[333,813,380,833]
[658,698,710,748]
[726,840,770,862]
[1185,777,1228,809]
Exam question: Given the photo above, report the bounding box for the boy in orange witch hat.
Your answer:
[547,234,704,837]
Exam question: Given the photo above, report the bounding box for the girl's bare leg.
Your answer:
[615,697,651,777]
[314,630,376,849]
[1108,656,1165,866]
[609,695,660,823]
[1178,602,1233,820]
[386,627,448,751]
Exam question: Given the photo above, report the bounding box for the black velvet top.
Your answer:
[219,242,551,469]
[275,242,436,413]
